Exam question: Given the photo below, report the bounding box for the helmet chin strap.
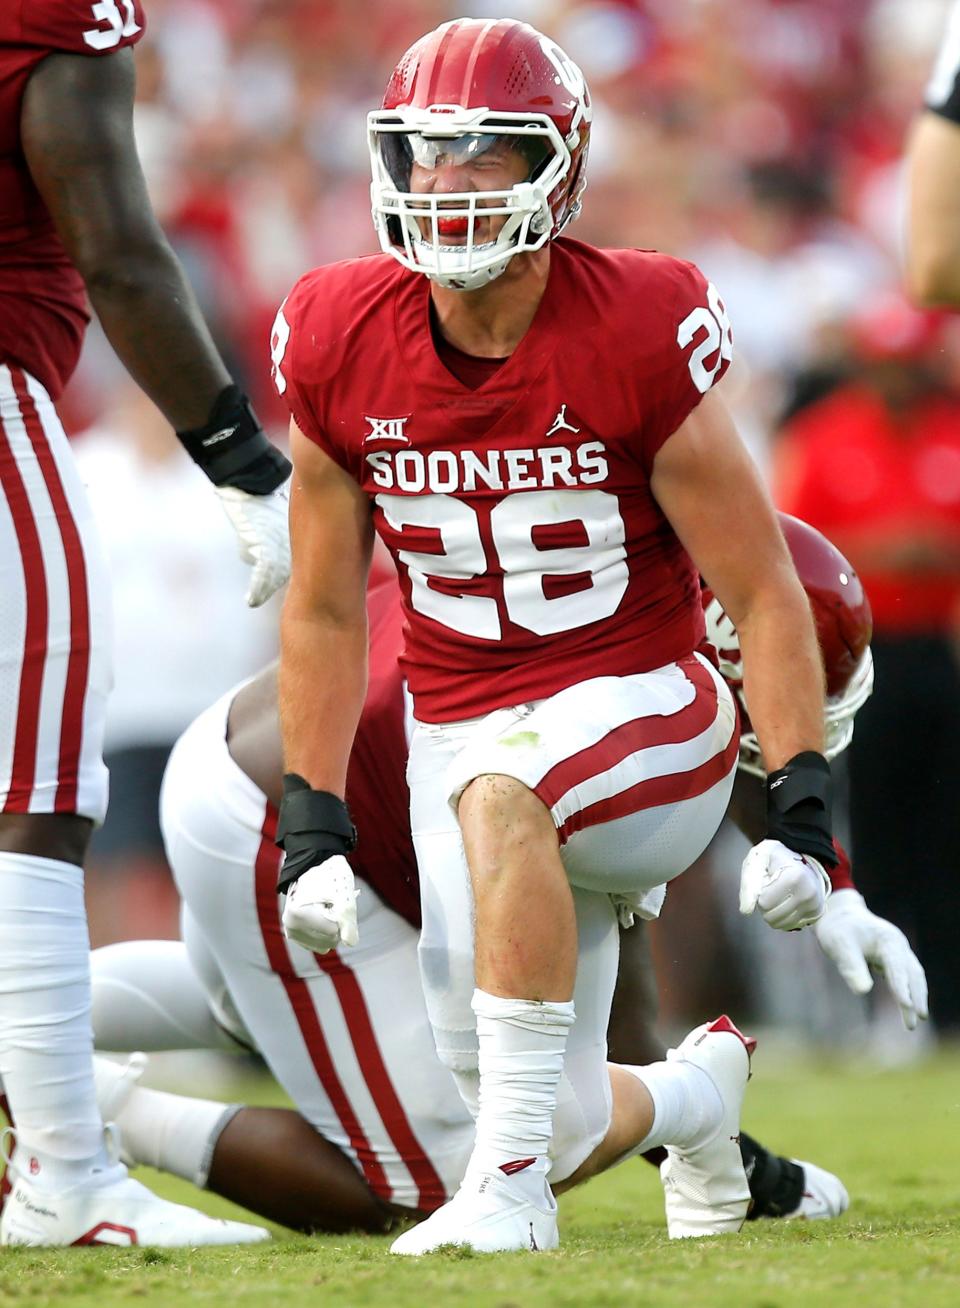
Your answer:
[416,239,513,291]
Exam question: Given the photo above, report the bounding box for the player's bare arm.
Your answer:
[21,50,228,429]
[21,49,291,606]
[650,388,825,772]
[280,421,373,797]
[905,0,960,306]
[652,387,834,933]
[275,422,373,948]
[905,112,960,306]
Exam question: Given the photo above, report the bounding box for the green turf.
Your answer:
[4,1049,958,1308]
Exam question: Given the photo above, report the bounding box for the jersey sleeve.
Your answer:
[925,0,960,123]
[20,0,146,56]
[270,272,345,466]
[829,839,856,892]
[638,257,734,470]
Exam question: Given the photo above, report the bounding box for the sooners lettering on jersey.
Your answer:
[0,0,146,397]
[273,238,733,722]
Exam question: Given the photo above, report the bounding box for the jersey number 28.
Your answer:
[376,489,629,639]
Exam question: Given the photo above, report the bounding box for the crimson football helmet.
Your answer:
[702,513,874,778]
[368,18,591,291]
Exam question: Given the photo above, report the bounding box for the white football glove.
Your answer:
[739,838,832,931]
[216,478,291,607]
[281,855,359,954]
[814,889,929,1030]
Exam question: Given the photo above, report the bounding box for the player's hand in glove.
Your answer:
[741,750,837,931]
[275,775,359,953]
[177,384,292,606]
[739,838,832,930]
[215,481,290,607]
[815,889,929,1030]
[281,855,359,953]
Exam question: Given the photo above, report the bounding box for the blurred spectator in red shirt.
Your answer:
[775,291,960,1037]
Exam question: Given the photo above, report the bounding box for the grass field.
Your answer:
[4,1047,959,1308]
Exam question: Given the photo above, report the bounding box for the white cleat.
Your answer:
[390,1169,558,1255]
[786,1159,849,1220]
[0,1125,269,1248]
[662,1014,755,1239]
[0,1165,270,1247]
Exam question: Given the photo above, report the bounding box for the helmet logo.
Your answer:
[538,36,589,114]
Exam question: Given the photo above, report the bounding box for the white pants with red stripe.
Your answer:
[0,366,110,821]
[409,652,738,1180]
[160,694,475,1213]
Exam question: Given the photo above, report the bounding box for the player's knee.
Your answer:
[458,772,555,857]
[459,770,533,815]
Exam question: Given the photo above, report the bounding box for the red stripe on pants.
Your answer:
[0,381,48,811]
[253,810,390,1199]
[315,950,447,1212]
[555,711,740,843]
[536,656,722,815]
[11,368,91,812]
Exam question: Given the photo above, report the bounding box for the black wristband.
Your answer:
[766,751,837,868]
[177,384,291,494]
[275,773,357,894]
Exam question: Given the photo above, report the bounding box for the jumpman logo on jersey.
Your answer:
[545,404,581,437]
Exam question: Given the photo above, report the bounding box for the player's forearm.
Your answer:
[278,603,368,799]
[736,587,825,773]
[906,113,960,307]
[83,240,232,431]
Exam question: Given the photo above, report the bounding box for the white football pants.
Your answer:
[0,365,111,821]
[409,653,738,1179]
[155,693,474,1212]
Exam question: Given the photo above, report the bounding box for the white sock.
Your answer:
[623,1059,723,1154]
[469,988,575,1197]
[108,1080,240,1188]
[0,853,110,1188]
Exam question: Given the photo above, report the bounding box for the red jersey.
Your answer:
[0,0,145,398]
[274,238,733,722]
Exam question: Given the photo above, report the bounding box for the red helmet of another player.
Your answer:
[702,513,874,778]
[368,18,591,291]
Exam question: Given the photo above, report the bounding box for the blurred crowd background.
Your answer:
[66,0,960,1057]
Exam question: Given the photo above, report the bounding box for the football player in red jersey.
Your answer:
[0,0,290,1246]
[271,19,841,1252]
[81,525,925,1234]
